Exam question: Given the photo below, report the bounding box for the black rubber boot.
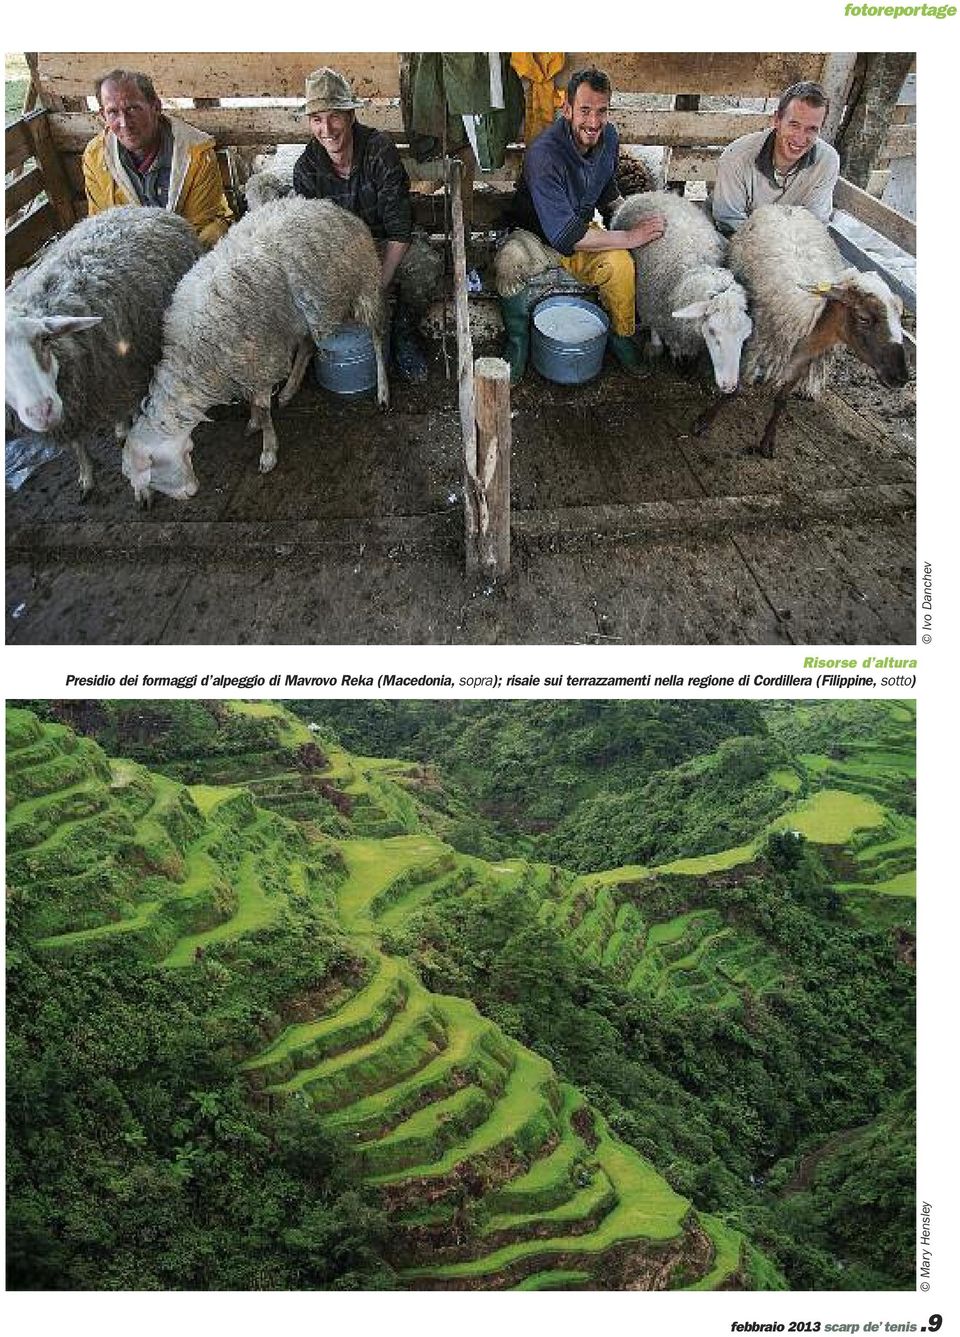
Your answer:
[499,292,531,384]
[390,302,429,384]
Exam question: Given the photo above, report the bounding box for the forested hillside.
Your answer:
[7,700,915,1290]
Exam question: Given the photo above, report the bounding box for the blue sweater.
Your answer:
[510,116,620,256]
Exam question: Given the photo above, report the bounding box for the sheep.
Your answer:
[694,203,909,457]
[121,196,388,506]
[493,228,588,302]
[241,145,299,211]
[494,229,568,298]
[4,207,202,498]
[610,190,752,393]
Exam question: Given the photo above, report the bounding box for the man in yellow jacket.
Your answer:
[83,69,233,250]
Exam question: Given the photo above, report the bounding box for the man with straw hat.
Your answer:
[294,67,442,383]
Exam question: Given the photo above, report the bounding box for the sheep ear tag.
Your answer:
[800,282,834,297]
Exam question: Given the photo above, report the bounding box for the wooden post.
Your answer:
[472,358,512,575]
[449,157,511,577]
[26,110,78,231]
[449,159,477,538]
[668,95,699,191]
[836,53,915,189]
[26,52,65,111]
[448,158,474,445]
[456,144,477,238]
[818,52,858,143]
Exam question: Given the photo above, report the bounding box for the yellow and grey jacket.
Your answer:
[82,114,233,249]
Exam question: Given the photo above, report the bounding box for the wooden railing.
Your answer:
[5,110,76,274]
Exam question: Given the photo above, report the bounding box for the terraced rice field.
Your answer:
[524,741,914,1009]
[9,703,914,1289]
[772,789,886,843]
[7,708,755,1291]
[7,710,320,961]
[233,832,748,1288]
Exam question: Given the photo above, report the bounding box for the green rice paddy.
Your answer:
[8,700,913,1291]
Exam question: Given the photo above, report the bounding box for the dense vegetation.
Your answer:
[287,700,771,852]
[7,700,915,1291]
[6,930,396,1290]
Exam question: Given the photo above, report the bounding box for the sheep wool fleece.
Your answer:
[377,238,444,315]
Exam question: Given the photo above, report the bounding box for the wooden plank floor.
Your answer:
[5,353,915,645]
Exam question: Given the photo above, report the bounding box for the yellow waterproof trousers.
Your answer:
[558,231,636,337]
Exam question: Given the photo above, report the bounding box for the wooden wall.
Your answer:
[24,52,848,227]
[33,52,827,105]
[10,52,913,277]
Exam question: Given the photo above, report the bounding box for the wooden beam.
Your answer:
[818,52,858,143]
[472,358,512,576]
[47,104,403,152]
[664,147,721,183]
[562,53,824,96]
[834,177,915,255]
[8,483,916,559]
[614,109,770,145]
[6,201,57,278]
[26,50,64,110]
[35,53,402,100]
[5,166,45,221]
[5,119,36,174]
[48,105,771,156]
[34,51,834,102]
[61,152,86,201]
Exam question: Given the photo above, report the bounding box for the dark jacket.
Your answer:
[293,122,412,242]
[510,116,620,256]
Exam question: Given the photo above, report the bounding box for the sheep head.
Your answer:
[122,411,199,506]
[5,312,103,432]
[672,284,753,394]
[802,271,909,390]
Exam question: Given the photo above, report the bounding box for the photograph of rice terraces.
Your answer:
[6,699,915,1291]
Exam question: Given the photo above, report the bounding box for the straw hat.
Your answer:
[301,67,363,116]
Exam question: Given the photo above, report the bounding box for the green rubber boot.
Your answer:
[607,331,649,379]
[499,292,531,384]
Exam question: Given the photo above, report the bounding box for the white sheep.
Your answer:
[5,208,202,497]
[610,190,752,394]
[121,196,388,506]
[695,204,909,456]
[241,145,299,210]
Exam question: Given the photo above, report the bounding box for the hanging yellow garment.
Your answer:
[510,53,565,144]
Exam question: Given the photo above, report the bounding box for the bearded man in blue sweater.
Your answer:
[505,66,666,380]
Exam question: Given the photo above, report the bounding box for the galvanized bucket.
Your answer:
[314,324,378,397]
[531,296,609,385]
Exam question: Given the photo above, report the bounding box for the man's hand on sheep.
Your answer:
[622,214,667,249]
[573,214,668,254]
